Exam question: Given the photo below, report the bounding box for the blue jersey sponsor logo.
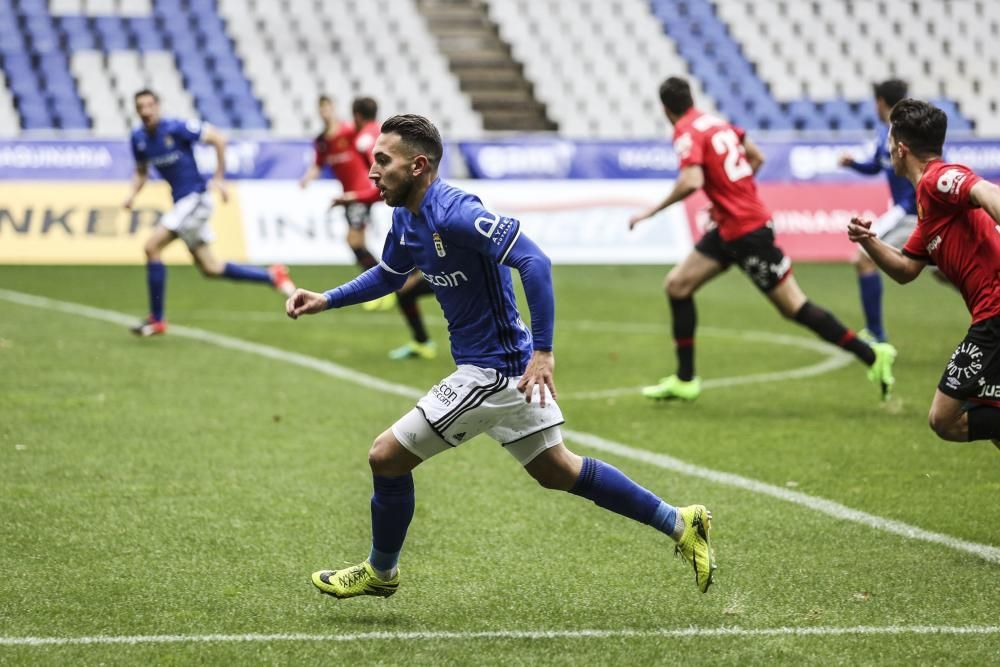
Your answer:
[380,179,531,375]
[130,118,206,202]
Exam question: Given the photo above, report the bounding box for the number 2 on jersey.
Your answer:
[711,129,753,182]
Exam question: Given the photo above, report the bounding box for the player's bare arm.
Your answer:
[629,165,705,229]
[742,137,765,174]
[970,180,1000,223]
[299,163,320,189]
[849,217,925,283]
[200,124,229,203]
[123,162,148,209]
[285,288,328,319]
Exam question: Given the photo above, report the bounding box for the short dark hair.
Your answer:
[889,98,947,158]
[318,95,332,105]
[134,88,158,102]
[380,114,442,167]
[658,77,694,115]
[352,97,377,121]
[873,79,908,107]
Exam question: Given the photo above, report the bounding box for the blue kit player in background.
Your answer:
[286,115,717,597]
[124,89,296,336]
[839,79,917,343]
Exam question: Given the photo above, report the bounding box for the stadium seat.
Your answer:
[713,0,979,133]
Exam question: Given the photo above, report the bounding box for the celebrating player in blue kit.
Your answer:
[286,114,717,596]
[125,89,295,336]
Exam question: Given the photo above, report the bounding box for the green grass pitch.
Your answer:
[1,263,998,665]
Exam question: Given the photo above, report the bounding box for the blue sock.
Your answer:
[570,457,678,537]
[858,271,885,341]
[222,262,272,284]
[368,473,415,574]
[147,260,166,321]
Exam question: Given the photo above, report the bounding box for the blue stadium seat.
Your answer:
[56,110,90,129]
[236,112,269,131]
[16,0,49,17]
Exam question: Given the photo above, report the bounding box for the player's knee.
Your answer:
[530,465,575,491]
[196,259,224,277]
[928,408,963,442]
[368,433,401,475]
[143,243,160,261]
[526,447,580,491]
[665,270,691,299]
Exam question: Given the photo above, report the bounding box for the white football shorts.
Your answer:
[391,364,565,466]
[160,190,214,249]
[871,204,917,250]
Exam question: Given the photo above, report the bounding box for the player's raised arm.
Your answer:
[123,161,148,209]
[628,165,705,230]
[848,216,926,283]
[285,264,409,320]
[199,123,229,203]
[970,180,1000,223]
[839,142,882,175]
[287,224,412,319]
[742,136,765,175]
[299,163,321,190]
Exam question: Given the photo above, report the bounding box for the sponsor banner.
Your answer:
[0,139,312,180]
[460,137,1000,182]
[238,179,693,265]
[0,138,453,181]
[683,183,889,261]
[238,180,393,265]
[0,182,245,264]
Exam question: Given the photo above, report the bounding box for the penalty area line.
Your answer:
[3,625,1000,647]
[1,288,999,565]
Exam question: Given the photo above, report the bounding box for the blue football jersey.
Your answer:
[869,124,917,215]
[380,179,532,376]
[130,118,206,202]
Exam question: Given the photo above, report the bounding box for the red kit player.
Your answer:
[300,96,435,359]
[849,98,1000,447]
[629,77,895,402]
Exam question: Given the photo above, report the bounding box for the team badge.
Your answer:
[433,232,446,257]
[164,136,174,148]
[917,201,924,220]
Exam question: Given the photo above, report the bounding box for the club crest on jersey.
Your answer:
[164,136,174,148]
[432,232,446,257]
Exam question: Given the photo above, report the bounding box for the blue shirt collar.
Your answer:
[417,177,444,218]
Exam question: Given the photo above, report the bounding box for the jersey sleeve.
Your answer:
[926,164,982,209]
[674,130,703,168]
[379,212,417,275]
[441,195,522,263]
[172,118,204,145]
[901,221,929,261]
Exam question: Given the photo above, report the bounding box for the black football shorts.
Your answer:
[344,202,373,230]
[694,223,792,292]
[938,315,1000,402]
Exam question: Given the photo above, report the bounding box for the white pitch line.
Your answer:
[561,327,852,399]
[3,625,1000,647]
[2,288,999,565]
